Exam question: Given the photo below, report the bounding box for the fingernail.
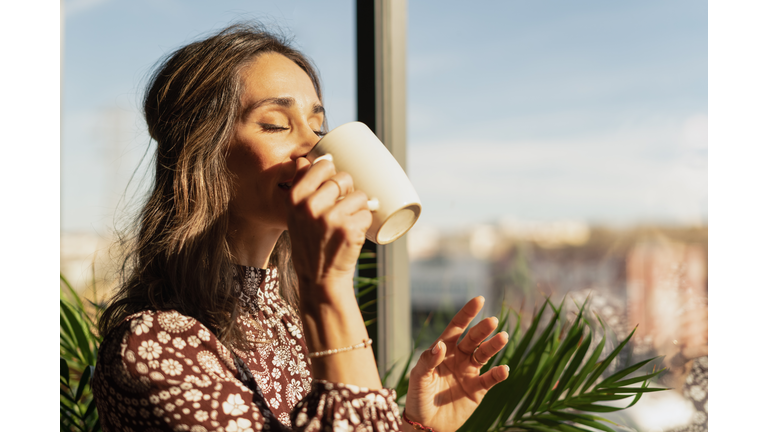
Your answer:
[313,153,333,165]
[367,198,379,212]
[504,365,510,373]
[432,341,442,354]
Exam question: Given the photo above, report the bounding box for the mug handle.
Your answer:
[367,198,379,212]
[311,153,334,165]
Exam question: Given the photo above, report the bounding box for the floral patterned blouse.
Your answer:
[93,266,402,432]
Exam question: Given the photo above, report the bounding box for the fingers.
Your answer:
[329,191,374,236]
[331,189,369,214]
[410,340,446,381]
[438,296,485,344]
[457,316,499,356]
[478,365,510,392]
[315,172,354,202]
[289,158,338,204]
[470,331,509,366]
[290,158,363,218]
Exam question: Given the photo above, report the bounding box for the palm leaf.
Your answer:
[602,369,666,389]
[550,329,592,404]
[541,411,618,432]
[534,306,589,412]
[60,273,102,431]
[595,356,660,389]
[61,357,71,387]
[566,320,606,399]
[448,294,666,431]
[61,299,94,365]
[511,303,565,421]
[579,324,638,395]
[481,306,512,375]
[74,366,94,402]
[456,303,551,432]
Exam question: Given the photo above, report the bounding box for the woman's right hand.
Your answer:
[284,156,382,389]
[283,156,372,300]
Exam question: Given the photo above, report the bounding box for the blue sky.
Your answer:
[61,0,707,233]
[407,0,707,228]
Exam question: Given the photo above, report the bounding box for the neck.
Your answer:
[228,216,284,269]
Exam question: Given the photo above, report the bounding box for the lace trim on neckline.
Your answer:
[236,266,264,315]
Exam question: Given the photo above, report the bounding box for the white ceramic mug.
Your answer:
[307,122,422,245]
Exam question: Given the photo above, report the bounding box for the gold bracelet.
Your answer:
[308,338,373,358]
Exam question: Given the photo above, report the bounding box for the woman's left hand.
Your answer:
[405,296,509,432]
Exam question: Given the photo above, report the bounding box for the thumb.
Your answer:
[411,340,446,380]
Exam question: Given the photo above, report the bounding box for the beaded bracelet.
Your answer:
[308,338,373,358]
[402,410,436,432]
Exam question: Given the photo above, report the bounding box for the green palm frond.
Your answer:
[60,275,102,432]
[393,296,667,432]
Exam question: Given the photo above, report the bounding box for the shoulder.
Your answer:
[126,310,226,357]
[93,311,281,431]
[98,309,239,381]
[122,310,214,348]
[126,310,209,336]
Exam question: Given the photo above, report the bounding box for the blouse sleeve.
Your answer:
[93,310,402,432]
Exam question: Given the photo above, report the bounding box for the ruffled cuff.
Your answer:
[291,381,402,431]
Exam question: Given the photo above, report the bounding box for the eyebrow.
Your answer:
[242,97,325,118]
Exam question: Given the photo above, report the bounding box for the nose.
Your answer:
[293,122,322,159]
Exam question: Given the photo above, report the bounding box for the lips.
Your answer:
[278,170,297,190]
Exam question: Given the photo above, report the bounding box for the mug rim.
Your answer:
[372,202,422,244]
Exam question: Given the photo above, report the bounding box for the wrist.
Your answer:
[403,410,437,432]
[299,296,381,389]
[298,275,356,310]
[299,293,367,350]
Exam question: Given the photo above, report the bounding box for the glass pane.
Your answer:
[407,2,707,431]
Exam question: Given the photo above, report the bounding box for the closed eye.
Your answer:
[258,123,289,132]
[314,130,328,137]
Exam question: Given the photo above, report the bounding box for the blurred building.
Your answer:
[409,223,707,342]
[60,232,117,296]
[410,254,492,311]
[491,238,627,311]
[626,236,708,353]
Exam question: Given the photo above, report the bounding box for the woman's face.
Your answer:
[227,52,325,231]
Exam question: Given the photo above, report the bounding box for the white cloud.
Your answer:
[682,113,708,149]
[406,122,708,228]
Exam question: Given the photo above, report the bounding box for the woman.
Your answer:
[93,23,510,432]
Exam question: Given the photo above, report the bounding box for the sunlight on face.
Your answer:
[226,52,325,231]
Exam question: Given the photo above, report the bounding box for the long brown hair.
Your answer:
[99,23,323,349]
